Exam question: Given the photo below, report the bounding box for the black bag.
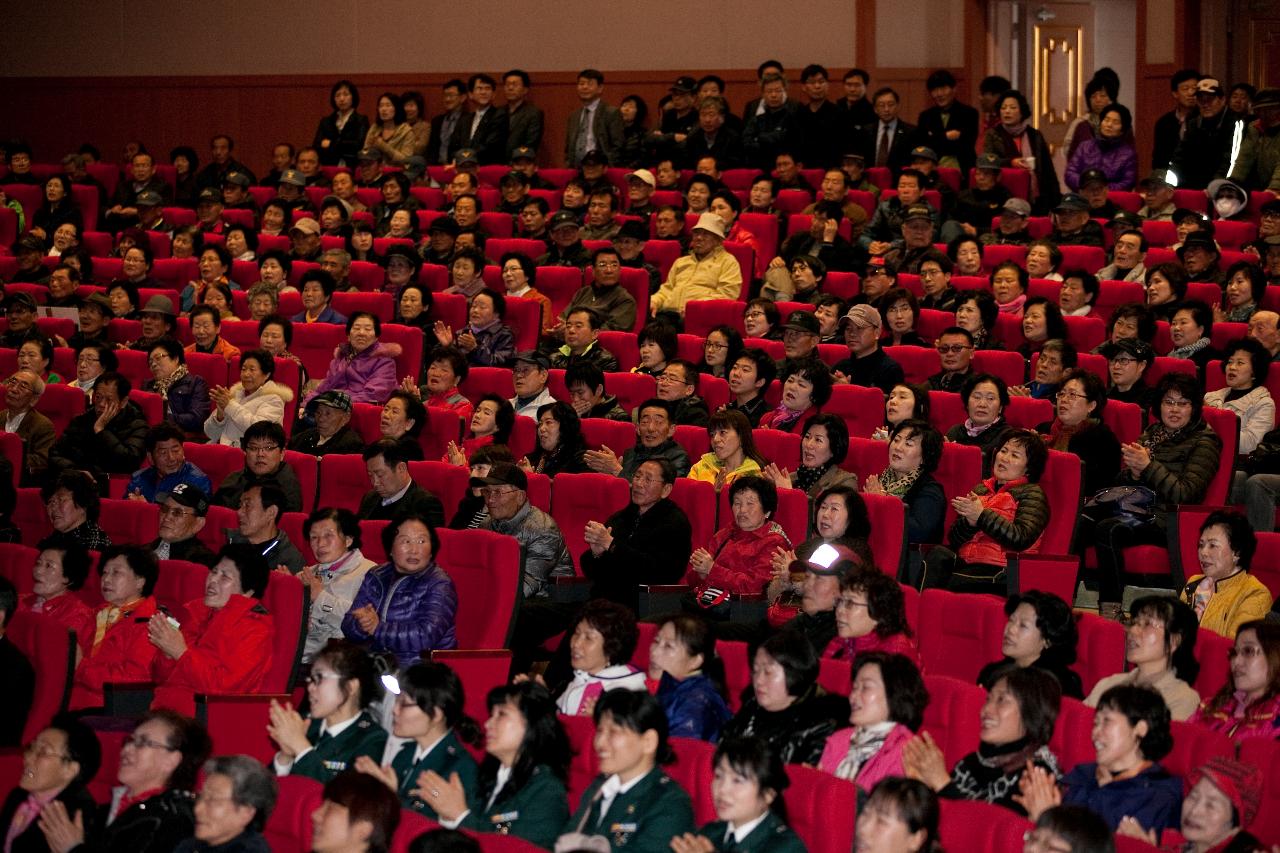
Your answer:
[1081,485,1157,526]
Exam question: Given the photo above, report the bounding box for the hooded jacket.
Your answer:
[308,340,401,406]
[203,380,294,447]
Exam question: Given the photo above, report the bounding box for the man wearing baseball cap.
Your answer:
[650,212,742,322]
[834,304,905,394]
[510,145,556,189]
[148,482,217,567]
[1048,193,1105,247]
[1169,77,1242,190]
[537,210,592,268]
[472,462,574,598]
[984,197,1033,246]
[1136,170,1177,221]
[624,169,658,218]
[288,390,364,456]
[1099,338,1155,414]
[289,218,323,262]
[1075,168,1121,220]
[952,152,1011,236]
[650,76,701,160]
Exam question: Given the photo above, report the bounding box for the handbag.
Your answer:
[1082,485,1157,526]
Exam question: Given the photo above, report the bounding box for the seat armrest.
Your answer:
[637,584,691,618]
[102,682,156,718]
[550,576,592,604]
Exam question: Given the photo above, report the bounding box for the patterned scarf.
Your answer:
[877,465,921,497]
[767,403,805,431]
[793,463,830,493]
[1168,337,1211,360]
[1047,417,1092,451]
[833,722,897,781]
[151,364,188,400]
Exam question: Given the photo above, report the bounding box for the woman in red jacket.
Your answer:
[148,543,274,715]
[70,546,162,710]
[18,537,95,658]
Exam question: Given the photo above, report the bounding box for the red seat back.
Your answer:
[1200,407,1239,505]
[920,674,985,768]
[1163,720,1235,778]
[430,649,514,731]
[98,498,159,546]
[884,345,941,383]
[1193,628,1233,703]
[282,450,318,514]
[262,570,307,693]
[181,442,244,493]
[825,383,887,439]
[559,712,599,808]
[684,299,747,336]
[600,370,654,413]
[751,428,800,470]
[784,764,858,853]
[7,611,76,743]
[1071,612,1126,699]
[917,589,1006,682]
[317,453,367,513]
[263,775,323,853]
[436,529,522,648]
[668,738,717,824]
[1050,696,1097,775]
[863,492,908,576]
[938,798,1032,853]
[34,383,88,435]
[1239,738,1280,845]
[1038,450,1082,554]
[551,472,631,573]
[420,407,464,461]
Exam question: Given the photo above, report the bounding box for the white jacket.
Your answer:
[1203,384,1276,455]
[204,380,295,447]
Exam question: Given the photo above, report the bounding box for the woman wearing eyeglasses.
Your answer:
[1192,620,1280,744]
[267,639,388,785]
[1035,369,1120,498]
[0,714,100,852]
[36,710,212,853]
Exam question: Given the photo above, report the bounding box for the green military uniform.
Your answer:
[562,770,695,852]
[391,730,479,819]
[458,764,569,849]
[288,710,388,783]
[697,812,808,852]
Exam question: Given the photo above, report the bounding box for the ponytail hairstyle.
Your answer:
[398,661,482,746]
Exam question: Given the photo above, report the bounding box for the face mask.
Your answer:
[1216,198,1241,218]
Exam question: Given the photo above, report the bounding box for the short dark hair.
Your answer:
[43,471,101,522]
[48,712,103,786]
[592,689,674,765]
[385,390,427,438]
[888,419,944,475]
[1034,807,1113,853]
[926,69,957,90]
[802,412,849,464]
[239,348,276,379]
[961,372,1009,409]
[736,346,777,388]
[727,468,777,513]
[300,268,337,299]
[855,652,929,731]
[381,512,442,563]
[187,305,221,330]
[999,89,1033,121]
[322,770,402,853]
[304,507,362,552]
[96,370,131,399]
[1170,68,1201,90]
[635,456,677,485]
[1108,302,1157,343]
[330,79,360,110]
[845,68,870,84]
[242,419,286,449]
[98,545,160,597]
[638,322,678,361]
[502,69,531,87]
[996,665,1061,745]
[1005,590,1078,669]
[36,535,92,592]
[576,599,639,666]
[872,86,900,104]
[578,69,605,84]
[781,358,834,407]
[713,737,791,819]
[144,422,186,453]
[801,63,829,82]
[980,75,1013,96]
[1096,685,1174,762]
[149,336,186,363]
[756,629,820,698]
[1059,368,1107,415]
[1152,370,1205,423]
[994,427,1049,482]
[842,566,911,638]
[259,313,293,346]
[1200,509,1257,572]
[141,709,212,792]
[865,779,940,850]
[77,341,118,372]
[428,346,469,383]
[1220,336,1271,388]
[957,290,999,332]
[363,437,414,470]
[1024,296,1068,341]
[1175,300,1214,342]
[345,310,382,338]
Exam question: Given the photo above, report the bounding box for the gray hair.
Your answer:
[202,755,277,831]
[321,248,352,268]
[11,369,45,399]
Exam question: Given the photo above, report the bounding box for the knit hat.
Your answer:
[1185,757,1262,828]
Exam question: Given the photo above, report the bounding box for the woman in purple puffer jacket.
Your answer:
[306,310,402,407]
[341,512,457,668]
[1065,104,1138,191]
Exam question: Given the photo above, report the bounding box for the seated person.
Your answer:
[863,419,947,545]
[903,667,1061,816]
[70,546,161,710]
[44,471,112,551]
[186,304,241,363]
[1180,510,1274,639]
[855,778,942,853]
[1166,300,1219,375]
[549,308,619,372]
[421,682,571,849]
[763,413,858,516]
[1,367,57,486]
[358,439,445,525]
[378,390,428,459]
[726,347,776,427]
[406,346,474,424]
[227,484,306,575]
[1013,338,1075,401]
[943,374,1011,477]
[178,755,276,851]
[521,402,589,478]
[446,394,516,463]
[1017,685,1181,835]
[305,313,400,408]
[758,359,834,434]
[126,424,213,502]
[564,363,629,421]
[647,614,732,742]
[818,652,928,789]
[721,630,849,765]
[0,577,35,745]
[583,398,691,479]
[149,543,274,715]
[19,537,95,654]
[1036,368,1122,497]
[142,338,212,433]
[1086,595,1201,720]
[475,462,574,598]
[673,737,806,853]
[1203,337,1274,455]
[293,269,347,325]
[342,513,457,668]
[655,359,712,426]
[0,713,102,846]
[48,371,148,480]
[560,690,695,849]
[632,322,677,380]
[149,483,219,567]
[507,350,557,419]
[548,599,647,715]
[1116,757,1264,852]
[204,349,294,447]
[308,770,403,853]
[1100,336,1155,416]
[34,710,212,853]
[269,639,388,783]
[212,421,305,512]
[289,390,365,456]
[435,289,516,368]
[300,508,377,662]
[686,476,791,613]
[688,409,766,489]
[360,661,479,819]
[833,305,905,394]
[938,428,1050,594]
[743,299,783,341]
[1191,620,1280,743]
[824,564,920,665]
[696,325,744,378]
[977,591,1083,700]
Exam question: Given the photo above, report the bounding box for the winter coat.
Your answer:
[1120,419,1222,509]
[302,550,376,662]
[1061,762,1182,834]
[1202,385,1275,455]
[948,476,1048,568]
[69,788,196,853]
[144,373,211,433]
[1065,137,1139,190]
[721,686,849,766]
[983,125,1061,213]
[818,723,914,791]
[70,596,160,710]
[1192,691,1280,742]
[203,380,293,447]
[657,672,732,742]
[1180,570,1274,639]
[683,521,791,597]
[50,401,149,477]
[151,594,274,715]
[307,341,401,406]
[341,561,458,668]
[483,501,574,598]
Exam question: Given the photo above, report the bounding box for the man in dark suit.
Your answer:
[356,439,445,527]
[448,74,508,165]
[915,70,981,177]
[104,151,172,232]
[795,64,842,169]
[0,368,56,486]
[429,79,467,166]
[0,576,34,747]
[503,69,545,160]
[679,96,744,170]
[564,68,624,167]
[860,87,918,177]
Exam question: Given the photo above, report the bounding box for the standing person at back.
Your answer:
[916,70,980,175]
[565,69,623,168]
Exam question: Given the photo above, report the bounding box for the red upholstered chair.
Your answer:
[430,649,514,730]
[407,461,470,523]
[784,765,858,853]
[666,477,716,552]
[1050,697,1098,775]
[926,390,966,435]
[278,513,313,565]
[359,520,389,563]
[1103,399,1144,444]
[684,299,747,336]
[485,238,550,264]
[1005,395,1054,430]
[1036,449,1083,555]
[34,382,88,435]
[824,383,887,439]
[199,505,238,554]
[1193,628,1233,703]
[0,543,38,592]
[331,291,393,322]
[558,712,600,810]
[667,738,717,824]
[127,390,163,426]
[920,674,985,768]
[534,266,589,321]
[1071,613,1126,698]
[938,798,1033,853]
[316,453,367,513]
[7,611,76,743]
[98,498,159,546]
[818,656,853,696]
[715,639,751,712]
[551,473,631,573]
[420,407,464,461]
[595,333,641,374]
[0,427,28,486]
[601,371,655,412]
[459,366,515,403]
[970,349,1028,387]
[264,775,323,853]
[182,442,245,493]
[13,487,52,546]
[751,428,801,470]
[579,418,636,454]
[436,529,522,649]
[1162,720,1235,778]
[863,493,908,575]
[282,450,318,514]
[1060,245,1106,275]
[885,345,941,383]
[1239,738,1280,845]
[917,590,1006,682]
[1252,532,1280,601]
[715,484,807,546]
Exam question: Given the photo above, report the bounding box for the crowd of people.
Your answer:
[0,58,1278,853]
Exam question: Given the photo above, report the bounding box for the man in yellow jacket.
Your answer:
[650,212,743,321]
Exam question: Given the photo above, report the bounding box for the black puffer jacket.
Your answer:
[721,685,849,766]
[1122,418,1222,509]
[70,789,195,853]
[947,478,1050,566]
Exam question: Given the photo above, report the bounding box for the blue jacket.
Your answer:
[466,322,516,368]
[342,561,457,668]
[144,373,211,433]
[657,672,732,743]
[125,460,213,502]
[1061,762,1182,834]
[292,306,348,325]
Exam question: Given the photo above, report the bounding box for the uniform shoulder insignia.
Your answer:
[356,717,372,729]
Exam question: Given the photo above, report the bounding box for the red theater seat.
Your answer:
[917,590,1006,682]
[920,674,985,768]
[7,611,76,743]
[551,472,631,572]
[436,529,521,649]
[784,765,858,853]
[938,798,1032,853]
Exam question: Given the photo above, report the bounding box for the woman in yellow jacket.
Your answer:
[1180,510,1274,638]
[688,409,767,491]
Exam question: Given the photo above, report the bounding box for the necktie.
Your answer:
[877,124,891,167]
[576,107,593,163]
[393,742,416,793]
[723,832,740,851]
